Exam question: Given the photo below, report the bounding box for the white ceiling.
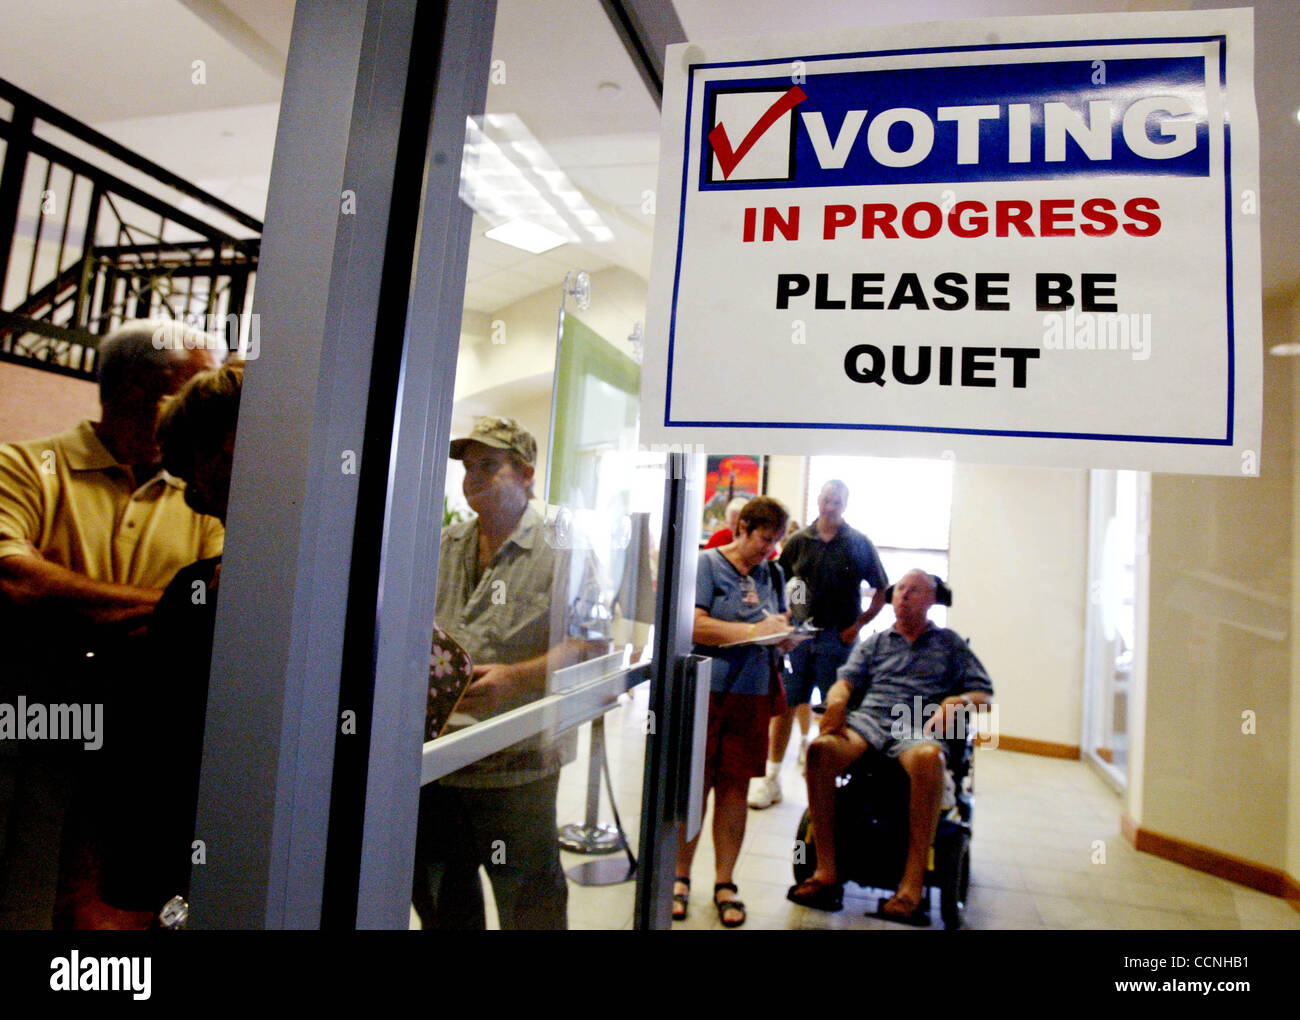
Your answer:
[2,0,1297,310]
[1,0,286,119]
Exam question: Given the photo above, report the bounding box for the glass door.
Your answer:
[1083,469,1143,789]
[404,0,686,931]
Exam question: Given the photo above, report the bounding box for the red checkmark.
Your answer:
[708,85,807,180]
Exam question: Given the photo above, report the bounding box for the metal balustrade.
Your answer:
[0,78,262,379]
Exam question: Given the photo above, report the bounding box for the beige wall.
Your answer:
[0,361,99,441]
[507,389,553,497]
[765,454,806,523]
[453,266,646,408]
[946,463,1089,749]
[1135,294,1294,871]
[1291,349,1300,883]
[450,266,648,503]
[1289,348,1300,873]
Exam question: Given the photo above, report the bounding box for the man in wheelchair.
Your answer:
[786,569,993,922]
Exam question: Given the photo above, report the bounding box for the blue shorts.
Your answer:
[844,708,946,760]
[783,630,853,706]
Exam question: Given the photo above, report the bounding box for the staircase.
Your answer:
[0,78,262,380]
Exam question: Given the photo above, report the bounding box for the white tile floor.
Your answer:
[425,683,1300,931]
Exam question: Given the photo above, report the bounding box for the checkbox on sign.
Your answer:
[708,86,805,183]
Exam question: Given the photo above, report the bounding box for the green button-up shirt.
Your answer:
[435,505,579,788]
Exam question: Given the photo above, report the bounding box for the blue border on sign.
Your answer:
[664,35,1235,447]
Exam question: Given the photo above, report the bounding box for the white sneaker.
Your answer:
[748,775,782,809]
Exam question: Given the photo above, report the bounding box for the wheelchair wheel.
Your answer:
[939,832,970,930]
[793,809,817,884]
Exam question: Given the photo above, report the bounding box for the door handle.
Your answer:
[672,653,711,841]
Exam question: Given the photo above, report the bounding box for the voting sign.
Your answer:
[641,10,1261,476]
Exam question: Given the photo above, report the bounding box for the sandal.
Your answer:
[786,877,844,912]
[874,893,931,927]
[672,876,690,921]
[713,882,746,928]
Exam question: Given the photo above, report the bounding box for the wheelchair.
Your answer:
[792,703,976,929]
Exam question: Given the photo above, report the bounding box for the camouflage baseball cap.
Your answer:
[448,416,537,464]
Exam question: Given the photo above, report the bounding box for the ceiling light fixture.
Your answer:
[484,219,568,255]
[460,114,613,249]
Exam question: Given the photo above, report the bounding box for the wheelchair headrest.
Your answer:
[882,574,952,607]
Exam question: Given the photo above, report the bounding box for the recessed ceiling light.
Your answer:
[460,115,613,246]
[1268,342,1300,356]
[485,219,568,254]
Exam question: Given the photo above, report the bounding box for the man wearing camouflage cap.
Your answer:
[412,416,572,929]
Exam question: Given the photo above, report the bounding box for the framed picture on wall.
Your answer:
[701,454,766,544]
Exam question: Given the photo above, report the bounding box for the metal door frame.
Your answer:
[193,0,698,929]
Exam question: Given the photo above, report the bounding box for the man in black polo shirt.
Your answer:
[748,479,888,809]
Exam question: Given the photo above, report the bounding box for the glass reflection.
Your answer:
[414,415,659,929]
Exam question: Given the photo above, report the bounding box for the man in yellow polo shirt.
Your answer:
[0,319,224,928]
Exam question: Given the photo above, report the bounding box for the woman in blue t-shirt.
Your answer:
[674,496,793,928]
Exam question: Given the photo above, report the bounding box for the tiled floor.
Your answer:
[427,684,1300,931]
